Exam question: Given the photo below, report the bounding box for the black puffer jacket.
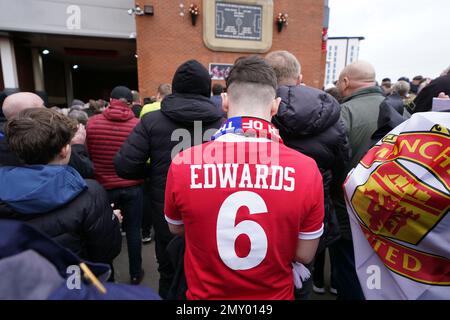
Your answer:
[273,85,351,178]
[115,60,224,212]
[273,85,351,249]
[114,94,224,207]
[0,165,121,263]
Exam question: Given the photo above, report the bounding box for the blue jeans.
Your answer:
[329,238,365,300]
[108,185,143,278]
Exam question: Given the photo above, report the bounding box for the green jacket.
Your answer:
[340,86,385,171]
[335,86,385,240]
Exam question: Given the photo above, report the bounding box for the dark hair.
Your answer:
[5,108,77,165]
[413,75,424,82]
[382,78,391,83]
[143,97,156,105]
[212,84,224,96]
[226,56,277,91]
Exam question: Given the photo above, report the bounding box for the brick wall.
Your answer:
[135,0,325,98]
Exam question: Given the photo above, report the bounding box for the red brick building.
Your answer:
[135,0,327,97]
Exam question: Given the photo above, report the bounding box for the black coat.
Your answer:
[413,75,450,113]
[0,179,121,264]
[273,85,351,248]
[273,85,351,173]
[380,93,406,117]
[115,93,224,212]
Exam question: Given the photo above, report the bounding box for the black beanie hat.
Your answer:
[172,60,211,98]
[111,86,133,103]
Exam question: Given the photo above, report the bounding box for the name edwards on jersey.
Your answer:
[190,163,296,191]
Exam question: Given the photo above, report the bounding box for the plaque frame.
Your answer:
[203,0,274,53]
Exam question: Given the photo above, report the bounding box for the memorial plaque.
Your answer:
[203,0,273,53]
[215,3,262,41]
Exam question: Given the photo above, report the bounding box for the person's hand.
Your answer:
[111,203,123,223]
[438,92,450,99]
[71,123,86,145]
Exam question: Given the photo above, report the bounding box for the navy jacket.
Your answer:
[0,165,121,263]
[273,85,351,248]
[273,85,351,174]
[0,220,160,300]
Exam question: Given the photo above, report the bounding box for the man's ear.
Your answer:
[343,76,350,90]
[296,74,303,86]
[59,144,71,161]
[270,97,281,117]
[221,92,229,114]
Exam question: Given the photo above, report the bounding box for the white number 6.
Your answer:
[216,191,268,270]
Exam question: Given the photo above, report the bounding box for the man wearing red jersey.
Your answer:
[164,56,324,300]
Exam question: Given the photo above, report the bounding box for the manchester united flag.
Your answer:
[344,112,450,299]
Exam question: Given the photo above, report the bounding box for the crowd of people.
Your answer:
[0,51,449,300]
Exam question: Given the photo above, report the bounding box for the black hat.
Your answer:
[110,86,133,103]
[172,60,211,98]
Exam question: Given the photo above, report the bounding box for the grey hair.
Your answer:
[68,109,89,126]
[265,50,301,86]
[392,80,410,97]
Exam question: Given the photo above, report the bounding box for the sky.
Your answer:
[328,0,450,82]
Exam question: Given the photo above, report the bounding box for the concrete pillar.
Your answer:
[0,37,19,88]
[31,48,45,92]
[64,62,73,105]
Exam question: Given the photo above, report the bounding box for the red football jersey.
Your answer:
[165,123,324,300]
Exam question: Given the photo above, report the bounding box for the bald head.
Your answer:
[338,61,377,97]
[2,92,45,120]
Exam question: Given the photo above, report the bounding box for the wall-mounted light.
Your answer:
[134,54,138,59]
[128,3,153,16]
[128,4,144,16]
[72,64,79,70]
[144,5,154,16]
[42,49,50,55]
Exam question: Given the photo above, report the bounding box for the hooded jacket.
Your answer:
[273,85,350,172]
[273,85,351,248]
[0,165,121,263]
[115,60,224,210]
[86,100,143,190]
